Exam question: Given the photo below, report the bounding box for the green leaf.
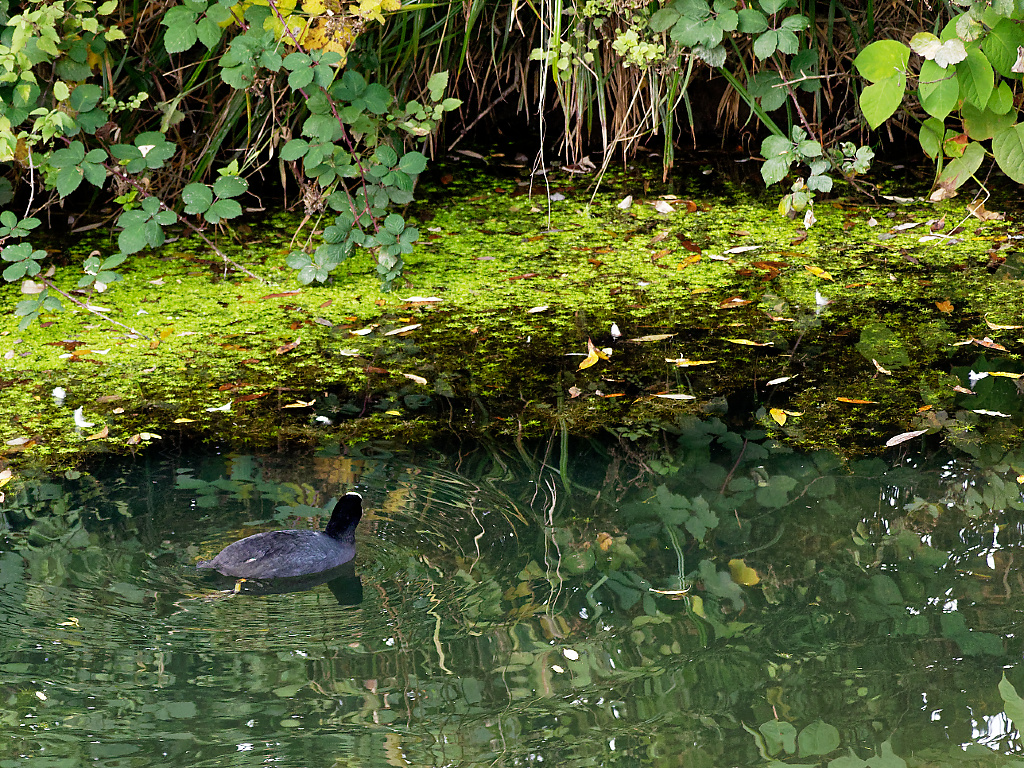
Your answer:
[213,174,248,198]
[759,721,797,755]
[853,40,911,83]
[118,226,148,254]
[362,83,392,114]
[962,101,1015,141]
[649,7,681,32]
[919,117,946,158]
[426,70,449,101]
[993,123,1024,183]
[375,145,398,167]
[163,10,199,53]
[748,70,786,111]
[55,166,83,198]
[288,67,314,90]
[797,721,840,757]
[936,140,985,189]
[987,81,1014,115]
[206,198,242,222]
[383,213,404,235]
[182,183,213,213]
[956,47,994,110]
[1000,676,1024,734]
[859,74,906,129]
[917,60,958,119]
[753,30,779,60]
[398,151,427,174]
[983,18,1024,78]
[196,16,223,49]
[280,139,310,161]
[737,7,768,31]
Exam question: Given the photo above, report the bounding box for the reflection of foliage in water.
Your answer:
[1,424,1023,764]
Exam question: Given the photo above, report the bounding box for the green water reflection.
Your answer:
[2,421,1024,766]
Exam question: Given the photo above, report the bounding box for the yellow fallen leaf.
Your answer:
[836,397,878,404]
[283,400,316,408]
[769,408,786,426]
[727,339,772,346]
[935,300,954,314]
[173,418,197,423]
[665,357,716,367]
[729,558,761,586]
[578,338,608,370]
[804,265,833,280]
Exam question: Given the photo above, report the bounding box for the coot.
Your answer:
[197,492,362,579]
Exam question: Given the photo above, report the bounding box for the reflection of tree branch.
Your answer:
[42,279,150,339]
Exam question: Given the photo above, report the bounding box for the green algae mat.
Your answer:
[2,159,1023,467]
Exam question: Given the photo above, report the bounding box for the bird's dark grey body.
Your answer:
[197,492,362,579]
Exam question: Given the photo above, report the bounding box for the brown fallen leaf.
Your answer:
[261,290,302,299]
[872,359,892,375]
[86,426,109,441]
[276,338,301,355]
[985,318,1024,330]
[836,397,879,404]
[630,334,677,342]
[967,201,1005,221]
[935,300,954,313]
[720,297,752,309]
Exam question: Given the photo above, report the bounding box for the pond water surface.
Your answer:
[2,422,1024,766]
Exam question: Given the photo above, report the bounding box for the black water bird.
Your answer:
[197,492,362,579]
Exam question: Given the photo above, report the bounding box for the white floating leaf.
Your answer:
[401,296,442,303]
[885,429,928,447]
[724,244,762,254]
[974,409,1011,417]
[403,373,428,385]
[385,324,421,336]
[206,401,232,412]
[766,376,792,385]
[73,407,95,428]
[526,305,549,314]
[617,195,633,209]
[653,200,674,214]
[655,393,696,400]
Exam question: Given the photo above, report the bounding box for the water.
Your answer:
[2,422,1024,766]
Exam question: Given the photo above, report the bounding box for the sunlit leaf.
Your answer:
[655,393,696,400]
[283,400,316,408]
[385,323,421,336]
[403,373,428,385]
[836,397,878,404]
[767,376,793,385]
[173,418,197,423]
[85,426,109,441]
[724,244,762,254]
[665,357,716,367]
[729,558,761,585]
[804,264,833,280]
[770,408,787,425]
[527,305,549,313]
[727,338,772,346]
[720,297,752,309]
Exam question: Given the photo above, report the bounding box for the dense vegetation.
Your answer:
[0,0,1022,322]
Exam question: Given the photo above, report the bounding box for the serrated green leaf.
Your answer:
[118,226,148,254]
[55,166,83,198]
[737,8,768,33]
[398,151,427,174]
[164,19,199,54]
[182,183,213,213]
[280,139,309,161]
[213,174,248,198]
[207,198,242,222]
[426,70,449,101]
